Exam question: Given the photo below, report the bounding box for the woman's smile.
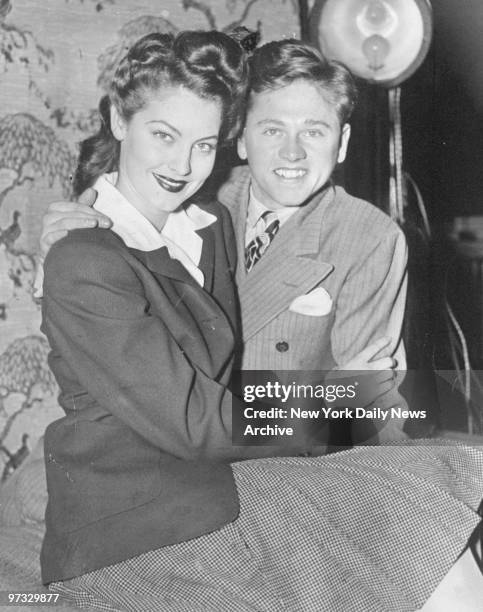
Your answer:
[152,172,187,193]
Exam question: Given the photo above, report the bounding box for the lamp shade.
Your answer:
[310,0,433,87]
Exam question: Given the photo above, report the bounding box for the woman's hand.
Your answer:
[40,188,112,258]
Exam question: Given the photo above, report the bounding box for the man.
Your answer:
[39,39,407,440]
[217,40,406,374]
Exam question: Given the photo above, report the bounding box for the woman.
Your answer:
[40,31,482,611]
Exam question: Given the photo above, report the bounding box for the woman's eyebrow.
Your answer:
[194,134,218,143]
[146,121,218,142]
[145,119,181,135]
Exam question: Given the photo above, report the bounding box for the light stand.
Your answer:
[309,0,433,222]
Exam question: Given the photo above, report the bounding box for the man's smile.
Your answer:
[273,168,308,179]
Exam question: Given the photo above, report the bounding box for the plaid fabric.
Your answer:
[50,442,483,612]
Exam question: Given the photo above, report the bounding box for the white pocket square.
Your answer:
[288,287,333,316]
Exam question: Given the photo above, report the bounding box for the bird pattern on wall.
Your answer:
[0,335,57,479]
[1,432,29,481]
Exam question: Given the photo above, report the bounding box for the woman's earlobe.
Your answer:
[110,105,126,141]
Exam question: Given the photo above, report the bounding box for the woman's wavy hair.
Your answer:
[73,31,248,196]
[247,39,357,127]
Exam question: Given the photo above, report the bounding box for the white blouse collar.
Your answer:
[93,173,217,286]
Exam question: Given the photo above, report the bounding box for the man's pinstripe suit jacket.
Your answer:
[218,165,408,373]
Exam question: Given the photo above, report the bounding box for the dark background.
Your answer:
[344,0,483,220]
[300,0,483,431]
[331,1,483,375]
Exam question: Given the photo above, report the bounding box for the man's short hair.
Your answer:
[248,39,357,125]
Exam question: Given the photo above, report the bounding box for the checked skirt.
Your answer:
[50,441,483,612]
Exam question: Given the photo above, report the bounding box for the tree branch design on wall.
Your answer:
[97,15,179,92]
[0,113,75,208]
[0,0,54,108]
[64,0,115,11]
[0,113,76,317]
[96,1,267,93]
[49,107,103,135]
[182,0,263,34]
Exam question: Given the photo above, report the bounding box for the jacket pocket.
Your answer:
[44,416,162,533]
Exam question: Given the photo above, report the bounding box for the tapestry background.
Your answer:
[0,0,299,478]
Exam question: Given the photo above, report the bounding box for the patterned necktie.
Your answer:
[245,211,280,272]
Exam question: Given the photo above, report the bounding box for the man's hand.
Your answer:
[40,188,112,258]
[327,337,397,411]
[339,337,395,371]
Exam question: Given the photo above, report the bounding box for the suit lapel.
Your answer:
[129,228,216,292]
[131,247,192,283]
[238,186,336,341]
[129,241,234,375]
[217,166,250,286]
[130,246,205,294]
[233,186,250,285]
[196,225,215,292]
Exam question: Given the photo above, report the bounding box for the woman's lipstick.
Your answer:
[153,173,187,193]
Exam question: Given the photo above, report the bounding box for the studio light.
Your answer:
[310,0,433,221]
[310,0,433,88]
